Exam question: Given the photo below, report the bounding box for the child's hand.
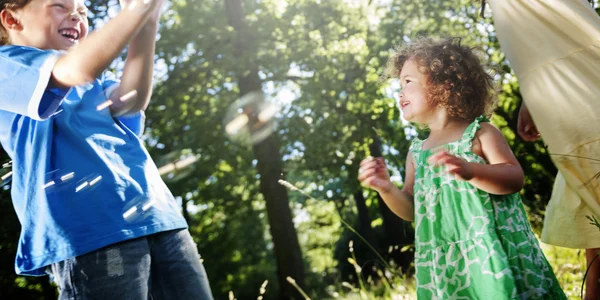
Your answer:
[428,151,474,181]
[119,0,146,11]
[147,0,167,23]
[358,157,394,194]
[119,0,164,19]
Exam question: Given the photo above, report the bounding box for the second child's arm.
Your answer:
[358,155,415,221]
[429,123,524,195]
[50,0,161,87]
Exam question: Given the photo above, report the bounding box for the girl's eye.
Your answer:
[53,4,65,8]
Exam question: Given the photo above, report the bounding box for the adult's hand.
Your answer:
[517,102,541,141]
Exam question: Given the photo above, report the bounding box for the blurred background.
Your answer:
[1,0,598,299]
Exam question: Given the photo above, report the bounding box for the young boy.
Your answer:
[0,0,213,298]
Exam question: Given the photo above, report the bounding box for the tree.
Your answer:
[224,0,306,298]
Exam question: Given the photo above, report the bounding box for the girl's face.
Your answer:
[4,0,89,50]
[398,58,435,123]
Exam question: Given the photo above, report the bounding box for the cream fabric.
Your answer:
[489,0,600,248]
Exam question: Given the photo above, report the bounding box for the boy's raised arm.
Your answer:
[109,0,165,116]
[51,0,161,88]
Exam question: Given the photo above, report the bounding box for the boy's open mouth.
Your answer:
[59,28,80,41]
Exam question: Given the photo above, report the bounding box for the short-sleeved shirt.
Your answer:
[0,46,187,275]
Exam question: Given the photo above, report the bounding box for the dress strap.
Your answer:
[409,138,424,162]
[409,137,424,154]
[460,115,489,149]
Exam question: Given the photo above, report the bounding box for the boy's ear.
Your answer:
[0,9,22,31]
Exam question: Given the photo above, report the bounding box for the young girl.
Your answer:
[358,38,566,299]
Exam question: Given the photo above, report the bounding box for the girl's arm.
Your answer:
[51,0,161,87]
[358,154,415,221]
[429,122,524,195]
[108,0,165,116]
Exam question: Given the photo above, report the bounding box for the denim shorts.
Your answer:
[47,229,213,300]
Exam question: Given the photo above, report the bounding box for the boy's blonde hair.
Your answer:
[0,0,33,45]
[386,37,495,121]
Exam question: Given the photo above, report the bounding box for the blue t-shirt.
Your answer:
[0,46,187,275]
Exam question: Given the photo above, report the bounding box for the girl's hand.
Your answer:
[428,151,474,181]
[517,103,541,141]
[358,157,394,194]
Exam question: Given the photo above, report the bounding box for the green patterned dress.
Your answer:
[410,116,566,299]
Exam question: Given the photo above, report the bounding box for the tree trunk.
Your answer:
[351,187,381,278]
[224,1,306,298]
[353,189,375,239]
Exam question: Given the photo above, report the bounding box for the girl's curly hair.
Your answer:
[0,0,32,45]
[386,37,495,121]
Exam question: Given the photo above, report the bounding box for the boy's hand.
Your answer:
[428,151,474,181]
[358,157,394,194]
[119,0,133,10]
[120,0,147,11]
[147,0,167,23]
[119,0,163,17]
